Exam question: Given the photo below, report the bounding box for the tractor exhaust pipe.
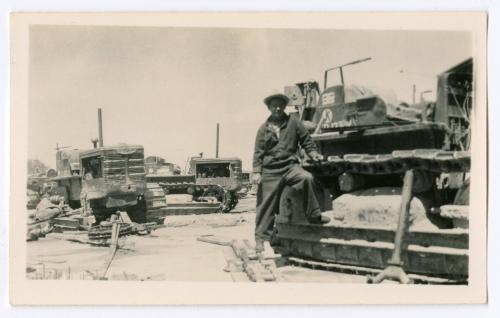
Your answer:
[98,108,104,148]
[216,123,220,158]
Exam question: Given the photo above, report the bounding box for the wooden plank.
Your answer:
[51,217,81,230]
[147,201,168,209]
[164,206,220,215]
[146,192,166,198]
[222,248,249,282]
[118,211,133,224]
[46,232,109,246]
[102,223,120,278]
[197,235,232,246]
[166,202,221,208]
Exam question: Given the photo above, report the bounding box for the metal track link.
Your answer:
[303,150,470,176]
[286,257,467,285]
[88,223,133,240]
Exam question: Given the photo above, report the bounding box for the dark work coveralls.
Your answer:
[253,114,322,241]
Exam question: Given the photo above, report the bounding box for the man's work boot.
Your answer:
[255,238,265,253]
[308,214,331,225]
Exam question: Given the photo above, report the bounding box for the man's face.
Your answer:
[267,98,286,118]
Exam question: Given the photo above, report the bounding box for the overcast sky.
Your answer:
[28,26,471,170]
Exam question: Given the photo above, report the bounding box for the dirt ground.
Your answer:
[26,196,366,283]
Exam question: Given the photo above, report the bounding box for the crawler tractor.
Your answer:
[273,58,473,283]
[189,157,243,212]
[148,156,243,213]
[78,144,167,224]
[45,108,168,224]
[47,144,168,224]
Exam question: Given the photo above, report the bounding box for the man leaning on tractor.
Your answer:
[252,90,331,253]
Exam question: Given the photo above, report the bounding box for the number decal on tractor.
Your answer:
[321,91,336,105]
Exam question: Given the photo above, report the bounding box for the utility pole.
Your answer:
[215,123,220,158]
[98,108,104,148]
[412,84,416,106]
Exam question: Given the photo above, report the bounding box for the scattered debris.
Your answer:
[27,189,41,209]
[35,208,162,246]
[197,235,281,282]
[26,260,71,280]
[27,195,79,240]
[26,261,162,281]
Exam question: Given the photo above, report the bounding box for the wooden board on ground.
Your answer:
[164,204,221,216]
[46,231,108,246]
[197,235,280,282]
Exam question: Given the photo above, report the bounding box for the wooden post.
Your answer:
[367,169,414,284]
[101,222,120,279]
[389,169,414,266]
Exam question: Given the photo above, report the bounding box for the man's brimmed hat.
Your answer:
[264,90,290,107]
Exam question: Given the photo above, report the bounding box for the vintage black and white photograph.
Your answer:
[9,12,488,305]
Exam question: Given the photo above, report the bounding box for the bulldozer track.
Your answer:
[275,229,468,280]
[303,150,470,176]
[88,223,133,240]
[159,182,196,188]
[286,257,467,285]
[276,151,471,282]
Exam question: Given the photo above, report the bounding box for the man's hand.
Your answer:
[308,151,324,163]
[252,172,262,184]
